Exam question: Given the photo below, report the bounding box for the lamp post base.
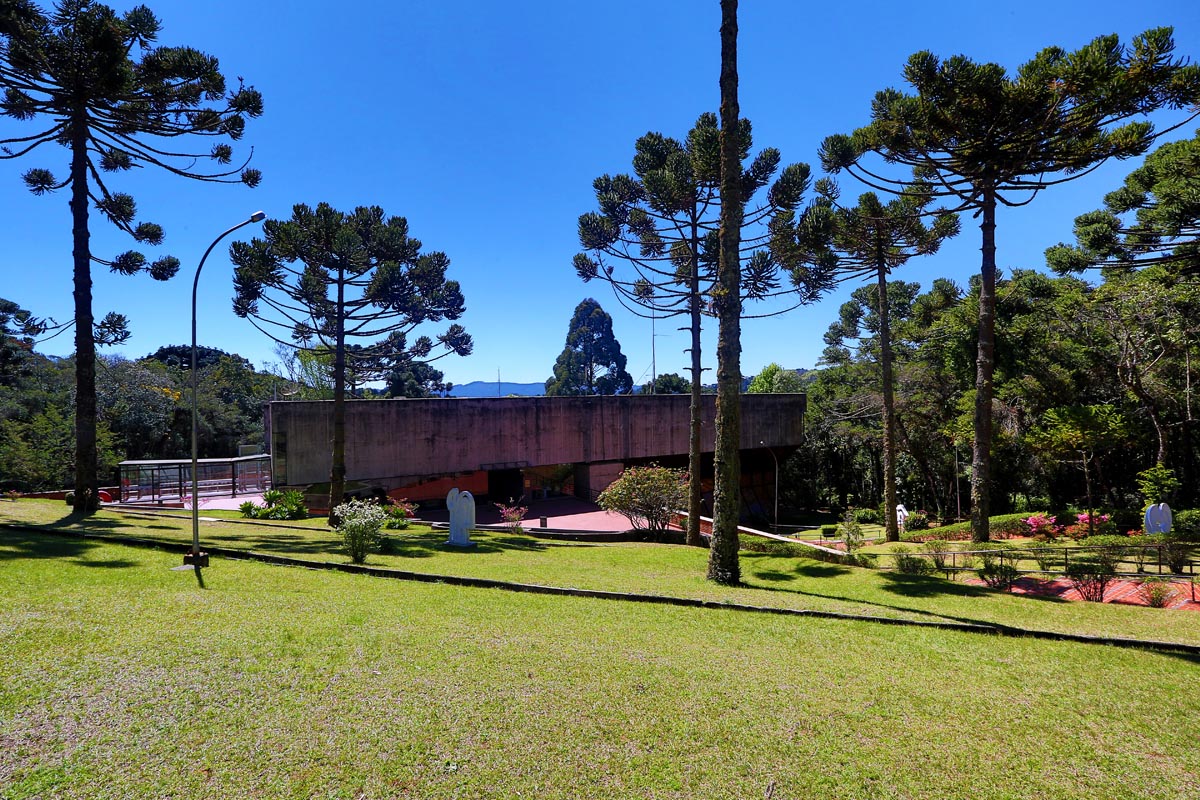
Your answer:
[183,552,209,568]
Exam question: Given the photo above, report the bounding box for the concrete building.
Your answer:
[268,393,805,515]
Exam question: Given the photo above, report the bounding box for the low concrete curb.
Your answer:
[4,522,1199,656]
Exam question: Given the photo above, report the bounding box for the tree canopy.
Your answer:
[545,299,632,396]
[1047,128,1200,274]
[820,28,1200,540]
[231,202,471,512]
[0,0,263,511]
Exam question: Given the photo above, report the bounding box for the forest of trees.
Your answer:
[785,263,1200,520]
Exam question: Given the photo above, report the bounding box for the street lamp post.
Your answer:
[187,211,266,573]
[760,441,779,531]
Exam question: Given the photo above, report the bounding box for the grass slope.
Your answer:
[1,530,1198,798]
[3,500,1200,647]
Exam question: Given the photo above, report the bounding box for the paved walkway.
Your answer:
[962,575,1200,610]
[419,495,630,532]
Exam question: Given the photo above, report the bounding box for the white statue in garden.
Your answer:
[1144,502,1172,534]
[896,504,909,533]
[446,488,476,547]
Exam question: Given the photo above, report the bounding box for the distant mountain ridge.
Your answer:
[447,367,810,398]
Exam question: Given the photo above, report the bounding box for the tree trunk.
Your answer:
[708,0,742,585]
[877,263,899,542]
[970,191,997,543]
[70,115,98,514]
[686,216,704,546]
[329,268,347,525]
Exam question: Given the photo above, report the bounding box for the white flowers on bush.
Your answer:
[334,498,389,564]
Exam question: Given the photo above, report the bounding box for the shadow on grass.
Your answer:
[72,558,140,569]
[0,530,100,560]
[877,572,992,599]
[382,532,595,559]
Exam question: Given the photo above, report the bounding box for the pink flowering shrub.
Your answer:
[1023,513,1059,540]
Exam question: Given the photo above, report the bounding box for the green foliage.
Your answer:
[821,28,1200,541]
[0,0,263,510]
[853,507,881,525]
[640,372,690,395]
[1048,129,1200,274]
[1136,464,1181,506]
[383,498,416,530]
[232,202,472,510]
[597,465,688,537]
[889,544,934,575]
[1137,577,1176,608]
[1064,551,1120,602]
[837,508,864,552]
[919,540,951,573]
[905,514,1030,543]
[746,363,804,394]
[239,489,307,521]
[976,543,1020,590]
[1170,510,1200,540]
[333,498,387,564]
[544,299,632,396]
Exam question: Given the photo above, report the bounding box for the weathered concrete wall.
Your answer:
[270,394,806,489]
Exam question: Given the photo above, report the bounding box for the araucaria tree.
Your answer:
[573,112,828,547]
[821,29,1200,540]
[0,0,263,511]
[1047,128,1200,274]
[544,298,633,396]
[709,0,743,584]
[814,189,958,541]
[231,203,471,518]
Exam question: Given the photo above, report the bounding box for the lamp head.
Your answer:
[250,211,266,223]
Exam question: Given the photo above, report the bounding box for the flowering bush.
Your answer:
[334,498,388,564]
[494,501,528,534]
[383,498,417,530]
[1023,513,1060,540]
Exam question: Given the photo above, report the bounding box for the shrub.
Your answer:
[1137,577,1176,608]
[819,524,838,539]
[1171,509,1200,541]
[890,545,934,575]
[494,501,528,534]
[920,540,951,574]
[334,498,388,564]
[853,507,881,525]
[1025,543,1063,573]
[1160,531,1193,574]
[1127,533,1161,573]
[904,510,929,532]
[1136,464,1180,506]
[1023,513,1059,539]
[976,543,1020,590]
[383,498,416,530]
[1065,550,1119,602]
[837,509,865,552]
[904,513,1030,543]
[597,465,688,538]
[240,489,307,521]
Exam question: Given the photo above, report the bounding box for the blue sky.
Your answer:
[3,0,1198,387]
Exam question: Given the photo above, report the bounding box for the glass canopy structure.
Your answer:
[118,454,271,504]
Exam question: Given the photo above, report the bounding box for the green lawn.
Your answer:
[3,500,1199,647]
[1,527,1198,798]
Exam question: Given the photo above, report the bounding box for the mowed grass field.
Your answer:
[4,500,1200,647]
[2,529,1199,799]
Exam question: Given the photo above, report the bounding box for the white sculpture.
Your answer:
[446,488,476,547]
[896,504,909,532]
[1144,502,1173,534]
